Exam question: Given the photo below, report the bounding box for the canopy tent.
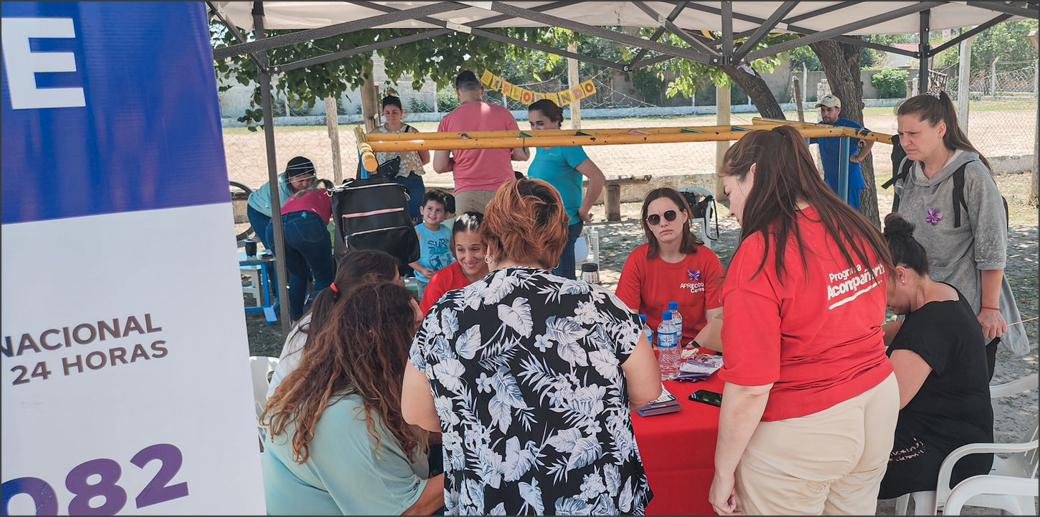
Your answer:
[210,0,1037,331]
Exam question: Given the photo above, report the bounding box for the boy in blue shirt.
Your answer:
[809,95,874,210]
[409,191,454,294]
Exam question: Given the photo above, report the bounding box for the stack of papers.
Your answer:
[636,385,681,417]
[676,353,724,382]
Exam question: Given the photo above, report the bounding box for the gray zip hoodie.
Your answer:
[893,150,1027,355]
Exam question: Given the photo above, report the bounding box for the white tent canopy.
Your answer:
[214,1,1027,35]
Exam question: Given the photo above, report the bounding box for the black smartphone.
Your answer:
[689,389,723,407]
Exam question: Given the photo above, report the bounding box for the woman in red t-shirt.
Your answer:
[419,212,489,314]
[708,126,898,516]
[616,188,724,348]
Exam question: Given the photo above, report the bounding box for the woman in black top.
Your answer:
[878,214,993,499]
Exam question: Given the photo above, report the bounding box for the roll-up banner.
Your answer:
[1,3,264,514]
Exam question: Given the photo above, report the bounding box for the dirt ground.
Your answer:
[238,116,1037,515]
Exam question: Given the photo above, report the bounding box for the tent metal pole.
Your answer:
[965,1,1040,19]
[919,9,931,93]
[721,2,733,64]
[731,0,797,63]
[252,1,292,332]
[215,2,464,60]
[745,1,943,61]
[275,29,452,73]
[481,1,714,64]
[929,13,1012,56]
[628,1,689,69]
[784,0,860,23]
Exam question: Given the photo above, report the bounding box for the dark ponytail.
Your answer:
[896,91,992,171]
[883,213,929,275]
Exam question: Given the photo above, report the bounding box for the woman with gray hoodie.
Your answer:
[891,91,1027,379]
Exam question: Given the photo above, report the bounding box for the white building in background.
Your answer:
[217,54,439,124]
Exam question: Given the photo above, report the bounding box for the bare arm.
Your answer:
[401,474,444,515]
[620,333,662,407]
[401,361,441,432]
[709,382,771,515]
[694,308,723,352]
[851,140,874,163]
[977,269,1007,342]
[432,151,453,173]
[418,150,430,166]
[889,349,931,409]
[575,159,606,222]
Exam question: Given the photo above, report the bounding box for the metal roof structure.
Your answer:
[208,0,1038,331]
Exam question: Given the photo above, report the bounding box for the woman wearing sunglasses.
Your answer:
[616,187,725,350]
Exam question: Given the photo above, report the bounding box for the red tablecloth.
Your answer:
[631,376,724,516]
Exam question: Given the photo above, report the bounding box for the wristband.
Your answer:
[981,305,1000,312]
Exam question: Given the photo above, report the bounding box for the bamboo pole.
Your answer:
[356,121,896,172]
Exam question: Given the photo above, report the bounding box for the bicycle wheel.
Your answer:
[230,181,254,241]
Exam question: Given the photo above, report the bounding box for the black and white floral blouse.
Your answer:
[410,267,653,515]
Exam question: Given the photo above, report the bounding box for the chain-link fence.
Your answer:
[934,60,1038,160]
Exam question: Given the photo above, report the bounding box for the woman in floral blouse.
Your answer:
[402,179,661,515]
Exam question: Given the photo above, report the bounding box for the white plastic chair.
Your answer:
[249,356,280,444]
[943,475,1039,515]
[894,372,1039,515]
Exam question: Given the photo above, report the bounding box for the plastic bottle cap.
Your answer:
[580,263,599,272]
[668,301,679,310]
[662,312,672,320]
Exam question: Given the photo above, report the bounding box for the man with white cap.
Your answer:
[809,94,874,210]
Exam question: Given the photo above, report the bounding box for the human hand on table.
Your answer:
[709,472,742,515]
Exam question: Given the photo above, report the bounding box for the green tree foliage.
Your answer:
[934,20,1040,71]
[871,68,909,98]
[211,18,536,128]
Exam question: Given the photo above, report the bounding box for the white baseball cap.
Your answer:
[816,94,841,108]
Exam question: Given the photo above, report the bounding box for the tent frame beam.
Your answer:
[732,1,798,63]
[628,1,690,69]
[745,1,944,61]
[213,2,465,60]
[476,1,715,65]
[928,13,1013,56]
[966,1,1040,19]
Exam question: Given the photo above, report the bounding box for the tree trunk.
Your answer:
[810,39,881,227]
[720,64,785,120]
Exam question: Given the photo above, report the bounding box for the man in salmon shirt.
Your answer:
[432,70,529,215]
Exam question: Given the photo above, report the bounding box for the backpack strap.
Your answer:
[885,157,914,212]
[951,162,970,228]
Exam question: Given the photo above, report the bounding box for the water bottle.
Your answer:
[657,312,681,381]
[667,301,684,343]
[639,314,654,347]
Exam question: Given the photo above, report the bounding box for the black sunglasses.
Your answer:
[646,210,678,226]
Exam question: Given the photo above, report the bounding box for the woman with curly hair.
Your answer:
[402,179,661,515]
[262,281,444,515]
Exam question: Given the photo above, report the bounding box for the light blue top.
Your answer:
[528,145,589,224]
[247,173,294,217]
[262,393,429,515]
[414,223,453,284]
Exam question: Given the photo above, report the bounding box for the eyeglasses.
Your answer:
[646,210,678,226]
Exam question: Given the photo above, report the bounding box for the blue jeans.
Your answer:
[392,173,426,224]
[553,221,584,279]
[246,205,273,250]
[267,211,334,321]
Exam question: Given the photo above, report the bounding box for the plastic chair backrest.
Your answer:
[249,356,280,420]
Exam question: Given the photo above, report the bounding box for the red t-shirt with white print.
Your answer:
[615,243,724,343]
[719,205,893,421]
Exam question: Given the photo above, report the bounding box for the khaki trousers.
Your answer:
[736,373,899,515]
[453,190,497,216]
